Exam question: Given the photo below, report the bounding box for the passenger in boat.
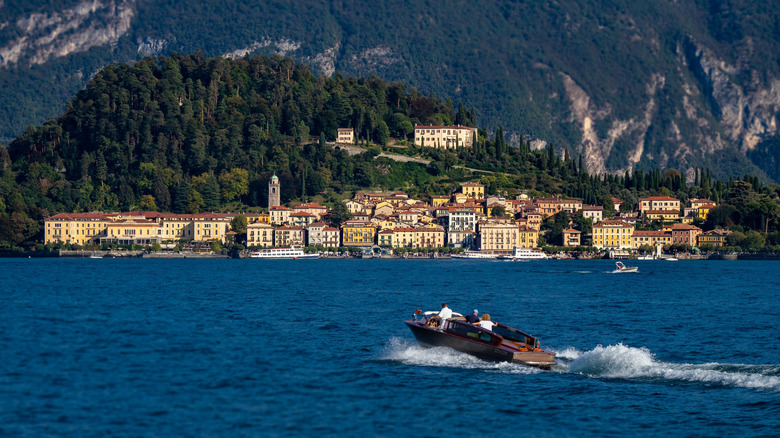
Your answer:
[465,309,480,324]
[478,314,495,331]
[430,303,453,330]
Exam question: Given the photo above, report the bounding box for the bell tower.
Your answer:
[268,174,280,208]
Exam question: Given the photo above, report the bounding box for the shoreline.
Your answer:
[2,250,780,260]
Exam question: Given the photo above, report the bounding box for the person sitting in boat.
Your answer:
[478,313,495,331]
[465,309,480,324]
[430,303,453,330]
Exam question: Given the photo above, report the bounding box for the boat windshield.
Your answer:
[447,320,502,345]
[492,324,536,346]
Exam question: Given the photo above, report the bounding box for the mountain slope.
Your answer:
[1,0,779,180]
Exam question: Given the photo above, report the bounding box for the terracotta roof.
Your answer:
[270,206,291,211]
[415,125,476,130]
[294,202,326,209]
[670,223,702,231]
[641,196,679,201]
[563,228,581,233]
[644,209,680,214]
[594,220,633,228]
[632,230,670,237]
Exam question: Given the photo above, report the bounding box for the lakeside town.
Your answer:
[41,144,744,260]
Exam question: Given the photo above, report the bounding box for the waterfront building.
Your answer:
[478,220,519,254]
[670,223,702,246]
[273,226,305,247]
[631,230,672,249]
[698,229,731,247]
[44,213,110,245]
[247,222,274,248]
[518,226,539,248]
[414,125,478,149]
[102,218,163,246]
[593,220,634,249]
[341,220,377,247]
[413,225,446,249]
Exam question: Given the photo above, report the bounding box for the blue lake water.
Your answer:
[1,258,778,437]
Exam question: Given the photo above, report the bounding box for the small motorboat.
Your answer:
[612,261,638,273]
[405,310,556,369]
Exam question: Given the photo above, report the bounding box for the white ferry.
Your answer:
[498,247,549,260]
[451,251,500,259]
[249,246,319,259]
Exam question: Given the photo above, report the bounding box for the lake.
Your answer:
[1,258,778,437]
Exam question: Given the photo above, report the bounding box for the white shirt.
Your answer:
[438,307,453,320]
[479,320,494,331]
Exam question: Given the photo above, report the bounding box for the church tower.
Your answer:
[268,174,280,208]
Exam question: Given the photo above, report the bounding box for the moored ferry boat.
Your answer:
[249,246,319,259]
[451,251,500,259]
[405,310,556,369]
[497,247,548,260]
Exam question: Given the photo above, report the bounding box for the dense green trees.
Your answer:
[0,53,778,251]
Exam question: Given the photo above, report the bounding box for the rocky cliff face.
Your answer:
[0,0,134,68]
[1,1,778,181]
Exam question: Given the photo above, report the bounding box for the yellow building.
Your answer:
[103,219,162,245]
[158,214,194,241]
[244,212,270,224]
[698,229,732,247]
[631,230,672,249]
[518,227,540,248]
[341,220,377,247]
[413,225,446,249]
[563,228,581,247]
[430,195,450,207]
[460,182,485,199]
[269,206,292,225]
[44,213,110,245]
[593,220,634,249]
[191,214,231,242]
[697,204,716,220]
[414,125,478,149]
[478,220,519,253]
[336,128,355,144]
[644,210,681,223]
[247,222,274,247]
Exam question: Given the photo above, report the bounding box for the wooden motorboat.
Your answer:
[405,312,556,369]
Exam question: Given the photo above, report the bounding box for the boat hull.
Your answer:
[405,321,556,369]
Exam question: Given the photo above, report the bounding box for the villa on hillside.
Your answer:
[413,125,478,149]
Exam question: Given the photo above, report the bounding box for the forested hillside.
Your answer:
[1,0,779,181]
[1,54,778,249]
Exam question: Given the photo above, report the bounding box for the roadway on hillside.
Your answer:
[335,144,495,174]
